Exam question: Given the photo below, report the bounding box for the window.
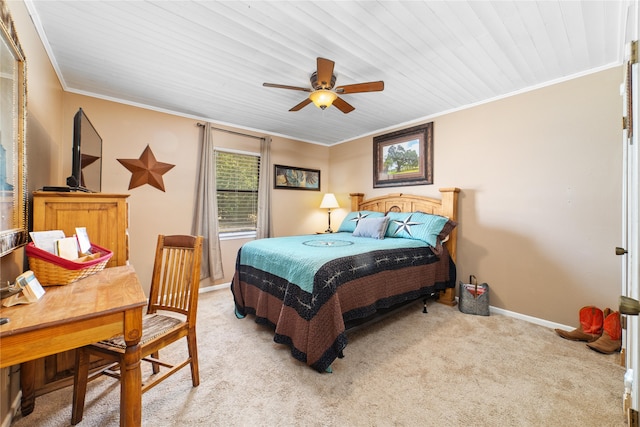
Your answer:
[215,149,260,235]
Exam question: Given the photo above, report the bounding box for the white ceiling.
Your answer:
[25,0,633,146]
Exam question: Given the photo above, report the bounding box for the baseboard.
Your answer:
[489,305,572,331]
[453,296,572,330]
[1,390,22,427]
[199,282,230,293]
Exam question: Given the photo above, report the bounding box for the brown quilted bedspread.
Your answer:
[231,244,454,372]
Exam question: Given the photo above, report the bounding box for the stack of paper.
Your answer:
[29,230,65,254]
[29,227,93,260]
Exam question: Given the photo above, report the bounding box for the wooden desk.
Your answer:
[0,265,146,426]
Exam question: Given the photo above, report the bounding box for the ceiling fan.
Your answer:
[263,57,384,114]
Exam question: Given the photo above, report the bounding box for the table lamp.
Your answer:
[320,193,339,233]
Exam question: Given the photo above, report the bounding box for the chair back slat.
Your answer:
[72,234,204,423]
[148,235,203,321]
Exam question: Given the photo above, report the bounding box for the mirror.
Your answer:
[0,1,28,256]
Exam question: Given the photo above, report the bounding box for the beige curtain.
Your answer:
[193,123,224,282]
[256,136,272,239]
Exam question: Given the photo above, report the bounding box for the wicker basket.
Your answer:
[26,242,113,286]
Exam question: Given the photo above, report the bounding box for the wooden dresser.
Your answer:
[32,192,129,268]
[28,191,130,396]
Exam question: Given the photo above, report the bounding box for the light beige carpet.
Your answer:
[10,288,625,426]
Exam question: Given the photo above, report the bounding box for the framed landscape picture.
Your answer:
[373,122,433,188]
[274,165,320,191]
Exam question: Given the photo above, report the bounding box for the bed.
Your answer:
[231,188,460,372]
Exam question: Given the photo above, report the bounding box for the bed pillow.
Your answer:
[337,210,385,233]
[385,211,457,247]
[352,216,390,239]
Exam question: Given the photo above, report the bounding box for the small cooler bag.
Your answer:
[458,275,490,316]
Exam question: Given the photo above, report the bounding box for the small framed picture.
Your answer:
[274,165,320,191]
[373,122,433,188]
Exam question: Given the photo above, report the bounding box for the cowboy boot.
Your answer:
[555,306,604,342]
[587,310,622,354]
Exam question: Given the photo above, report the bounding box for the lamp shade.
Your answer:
[320,193,339,209]
[309,90,337,110]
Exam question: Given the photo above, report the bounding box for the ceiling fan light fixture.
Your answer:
[309,89,337,110]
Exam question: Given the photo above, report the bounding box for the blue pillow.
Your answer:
[352,216,390,239]
[337,210,385,233]
[385,211,456,247]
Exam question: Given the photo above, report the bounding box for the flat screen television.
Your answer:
[66,108,102,192]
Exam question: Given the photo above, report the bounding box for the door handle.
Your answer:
[616,247,628,255]
[621,296,640,315]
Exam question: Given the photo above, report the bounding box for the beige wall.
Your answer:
[330,67,623,327]
[59,94,331,291]
[0,0,626,421]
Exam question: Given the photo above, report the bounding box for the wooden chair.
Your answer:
[71,234,203,425]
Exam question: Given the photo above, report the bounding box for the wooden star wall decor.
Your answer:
[117,145,175,192]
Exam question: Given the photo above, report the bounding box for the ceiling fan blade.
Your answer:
[263,83,311,92]
[289,98,312,112]
[335,81,384,94]
[316,57,335,89]
[332,96,355,114]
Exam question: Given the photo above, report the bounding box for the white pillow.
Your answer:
[352,216,390,239]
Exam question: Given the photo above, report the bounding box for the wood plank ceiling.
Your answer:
[25,0,632,145]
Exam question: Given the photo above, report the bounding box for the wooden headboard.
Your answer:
[349,188,460,260]
[349,188,461,306]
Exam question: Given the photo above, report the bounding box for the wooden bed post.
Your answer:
[349,193,364,212]
[438,188,460,307]
[438,188,460,262]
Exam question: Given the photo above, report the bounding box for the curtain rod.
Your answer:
[197,122,264,141]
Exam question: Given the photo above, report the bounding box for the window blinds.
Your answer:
[215,150,260,232]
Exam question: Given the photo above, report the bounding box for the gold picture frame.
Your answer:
[0,0,28,256]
